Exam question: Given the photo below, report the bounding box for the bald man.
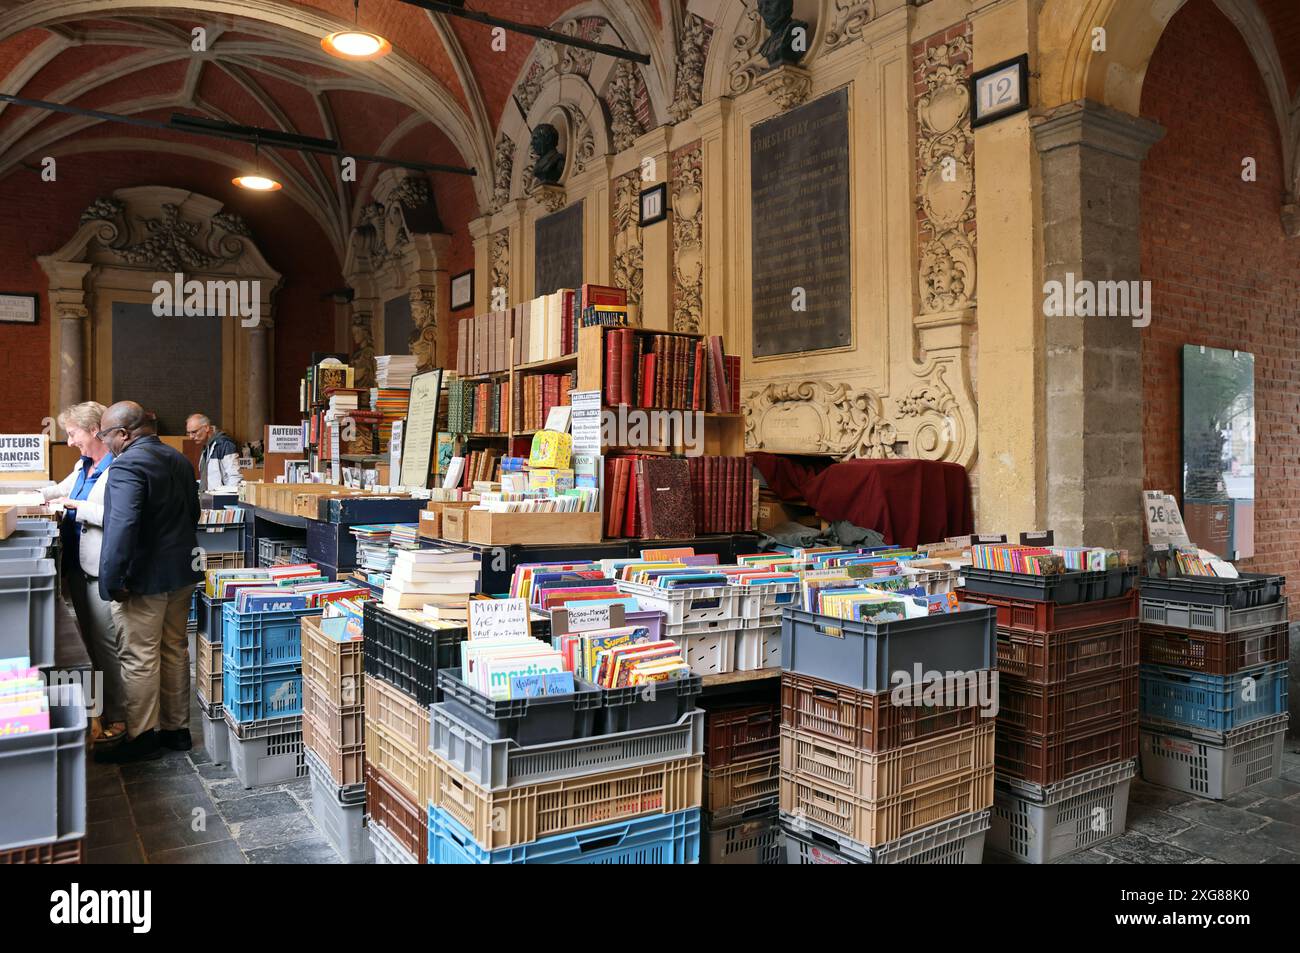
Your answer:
[96,401,203,763]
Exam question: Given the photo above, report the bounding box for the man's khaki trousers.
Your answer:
[111,586,196,740]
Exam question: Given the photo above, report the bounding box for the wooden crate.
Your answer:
[465,509,602,545]
[0,506,16,540]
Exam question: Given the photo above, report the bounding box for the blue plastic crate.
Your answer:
[428,804,701,864]
[221,601,312,667]
[1139,661,1288,734]
[222,657,303,723]
[188,590,198,624]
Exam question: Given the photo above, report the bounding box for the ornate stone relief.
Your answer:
[915,34,976,314]
[569,107,597,175]
[759,63,812,110]
[671,142,704,333]
[611,170,644,309]
[606,60,645,153]
[409,287,437,373]
[492,134,514,210]
[349,312,376,390]
[354,174,441,269]
[823,0,873,52]
[78,198,250,271]
[489,229,510,303]
[726,2,767,96]
[535,185,567,214]
[669,13,713,122]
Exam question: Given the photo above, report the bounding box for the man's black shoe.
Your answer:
[94,729,164,764]
[159,728,193,751]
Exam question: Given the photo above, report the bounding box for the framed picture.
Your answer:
[969,54,1029,128]
[0,293,38,325]
[639,184,669,227]
[451,270,474,311]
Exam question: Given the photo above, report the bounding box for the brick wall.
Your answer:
[1140,0,1300,593]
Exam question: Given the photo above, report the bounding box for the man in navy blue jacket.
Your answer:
[96,401,203,763]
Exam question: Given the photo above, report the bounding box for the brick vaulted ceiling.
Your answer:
[0,0,672,262]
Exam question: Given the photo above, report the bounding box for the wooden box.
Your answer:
[418,509,441,539]
[465,510,603,546]
[0,506,16,540]
[442,507,468,542]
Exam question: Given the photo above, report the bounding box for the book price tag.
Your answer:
[468,598,530,641]
[554,602,626,634]
[1143,490,1192,548]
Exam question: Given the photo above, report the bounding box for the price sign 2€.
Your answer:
[1144,490,1192,547]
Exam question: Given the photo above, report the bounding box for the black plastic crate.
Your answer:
[198,592,229,643]
[436,667,601,745]
[1139,573,1284,610]
[597,674,704,734]
[362,601,470,706]
[961,566,1137,605]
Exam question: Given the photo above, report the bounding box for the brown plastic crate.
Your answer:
[302,706,364,786]
[780,765,994,848]
[780,722,995,800]
[201,550,245,571]
[365,672,429,755]
[365,719,429,807]
[365,762,427,865]
[0,838,83,864]
[997,666,1138,737]
[303,677,363,747]
[703,702,779,768]
[957,587,1137,633]
[1139,621,1288,676]
[430,751,703,850]
[780,670,985,752]
[998,619,1138,684]
[196,634,222,707]
[704,753,779,815]
[995,714,1139,786]
[302,614,365,708]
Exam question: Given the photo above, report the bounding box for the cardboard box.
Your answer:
[442,507,468,542]
[757,498,818,533]
[418,509,441,539]
[465,509,602,546]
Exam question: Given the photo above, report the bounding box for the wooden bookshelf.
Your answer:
[515,353,578,373]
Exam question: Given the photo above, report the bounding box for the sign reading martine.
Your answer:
[0,435,47,472]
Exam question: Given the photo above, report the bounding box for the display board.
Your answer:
[399,368,442,489]
[111,301,222,434]
[534,201,585,297]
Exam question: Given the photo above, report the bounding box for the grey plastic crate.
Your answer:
[0,558,55,668]
[782,809,991,864]
[303,745,365,806]
[987,759,1135,863]
[307,750,373,863]
[703,808,783,864]
[0,545,47,559]
[369,818,417,864]
[1139,597,1287,634]
[0,683,87,851]
[429,703,704,790]
[200,709,230,767]
[1139,714,1287,800]
[223,712,307,788]
[780,605,996,693]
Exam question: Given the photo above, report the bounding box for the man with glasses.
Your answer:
[95,401,203,763]
[186,413,241,491]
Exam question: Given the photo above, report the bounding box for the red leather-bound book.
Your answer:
[606,457,627,537]
[742,455,752,531]
[727,355,741,415]
[619,329,634,407]
[605,329,620,406]
[631,333,644,408]
[623,456,640,537]
[641,354,656,408]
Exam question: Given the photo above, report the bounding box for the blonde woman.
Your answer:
[42,401,126,743]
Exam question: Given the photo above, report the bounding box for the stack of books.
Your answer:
[375,354,418,388]
[0,662,49,735]
[370,387,411,451]
[350,524,416,575]
[382,547,482,613]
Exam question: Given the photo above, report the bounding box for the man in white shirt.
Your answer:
[186,414,241,491]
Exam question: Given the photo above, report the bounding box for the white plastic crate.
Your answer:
[369,818,417,864]
[616,579,739,626]
[1139,714,1288,800]
[987,760,1135,864]
[664,627,737,677]
[735,623,782,672]
[732,581,800,621]
[782,809,990,864]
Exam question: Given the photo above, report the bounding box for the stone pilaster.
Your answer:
[57,306,87,412]
[245,321,271,440]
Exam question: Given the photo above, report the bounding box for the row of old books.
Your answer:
[447,377,509,434]
[454,310,512,376]
[602,330,739,412]
[513,371,577,433]
[374,354,417,388]
[603,454,752,539]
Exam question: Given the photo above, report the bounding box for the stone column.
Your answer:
[57,306,87,412]
[694,97,732,343]
[1033,100,1164,554]
[246,321,271,439]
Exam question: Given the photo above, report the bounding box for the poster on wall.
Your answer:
[400,369,442,489]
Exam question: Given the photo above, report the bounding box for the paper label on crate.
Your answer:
[1018,530,1055,546]
[468,598,530,641]
[1143,490,1193,548]
[564,603,612,631]
[974,534,1007,544]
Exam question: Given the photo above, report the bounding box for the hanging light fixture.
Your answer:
[233,139,282,192]
[323,0,391,61]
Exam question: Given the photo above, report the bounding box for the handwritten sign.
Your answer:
[468,598,530,641]
[266,426,303,454]
[552,603,626,636]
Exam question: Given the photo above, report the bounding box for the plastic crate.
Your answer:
[430,803,701,864]
[301,671,363,747]
[998,619,1138,684]
[900,565,962,596]
[1139,620,1288,676]
[223,712,306,789]
[732,580,800,620]
[301,729,363,805]
[222,658,302,723]
[430,750,703,850]
[957,588,1138,634]
[703,807,782,864]
[1139,714,1289,800]
[257,537,300,568]
[1139,662,1288,735]
[995,714,1139,787]
[302,699,364,788]
[782,808,990,864]
[301,614,364,709]
[365,761,427,864]
[369,819,418,865]
[1139,596,1287,634]
[669,626,738,677]
[430,703,704,790]
[987,759,1135,863]
[221,602,311,668]
[1140,573,1283,609]
[735,623,782,672]
[200,550,245,572]
[779,762,993,848]
[0,837,84,864]
[704,702,779,768]
[436,667,600,746]
[200,708,230,767]
[0,545,47,560]
[365,719,429,808]
[362,602,470,706]
[998,667,1138,737]
[780,723,995,801]
[306,748,372,863]
[196,593,226,642]
[961,565,1136,604]
[781,605,996,693]
[0,558,56,669]
[596,673,703,734]
[0,683,86,851]
[196,634,222,708]
[366,672,429,754]
[704,752,779,818]
[615,579,740,626]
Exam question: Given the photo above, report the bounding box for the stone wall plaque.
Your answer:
[749,87,852,357]
[111,301,222,435]
[534,200,584,296]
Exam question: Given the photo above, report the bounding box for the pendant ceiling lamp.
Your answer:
[232,140,282,192]
[323,1,391,61]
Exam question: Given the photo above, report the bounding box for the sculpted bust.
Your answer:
[530,124,566,185]
[757,0,809,66]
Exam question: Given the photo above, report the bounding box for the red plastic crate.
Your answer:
[1139,621,1288,676]
[998,620,1138,684]
[703,702,779,768]
[365,762,427,866]
[997,666,1139,737]
[957,588,1137,633]
[996,715,1139,787]
[0,838,83,864]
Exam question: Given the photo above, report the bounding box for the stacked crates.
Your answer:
[615,579,742,677]
[700,700,782,863]
[301,615,370,863]
[960,573,1139,863]
[1138,574,1290,799]
[426,667,705,864]
[221,602,313,788]
[196,591,230,765]
[729,579,800,672]
[777,605,998,863]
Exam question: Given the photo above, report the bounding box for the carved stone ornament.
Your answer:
[349,312,377,391]
[410,287,436,330]
[569,107,597,176]
[671,143,704,333]
[759,63,812,110]
[895,363,970,463]
[492,134,514,210]
[612,171,644,309]
[669,13,712,122]
[78,198,249,271]
[535,184,567,214]
[354,174,440,268]
[489,229,510,301]
[606,60,645,153]
[1282,194,1300,238]
[744,381,901,459]
[727,2,767,96]
[823,0,873,51]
